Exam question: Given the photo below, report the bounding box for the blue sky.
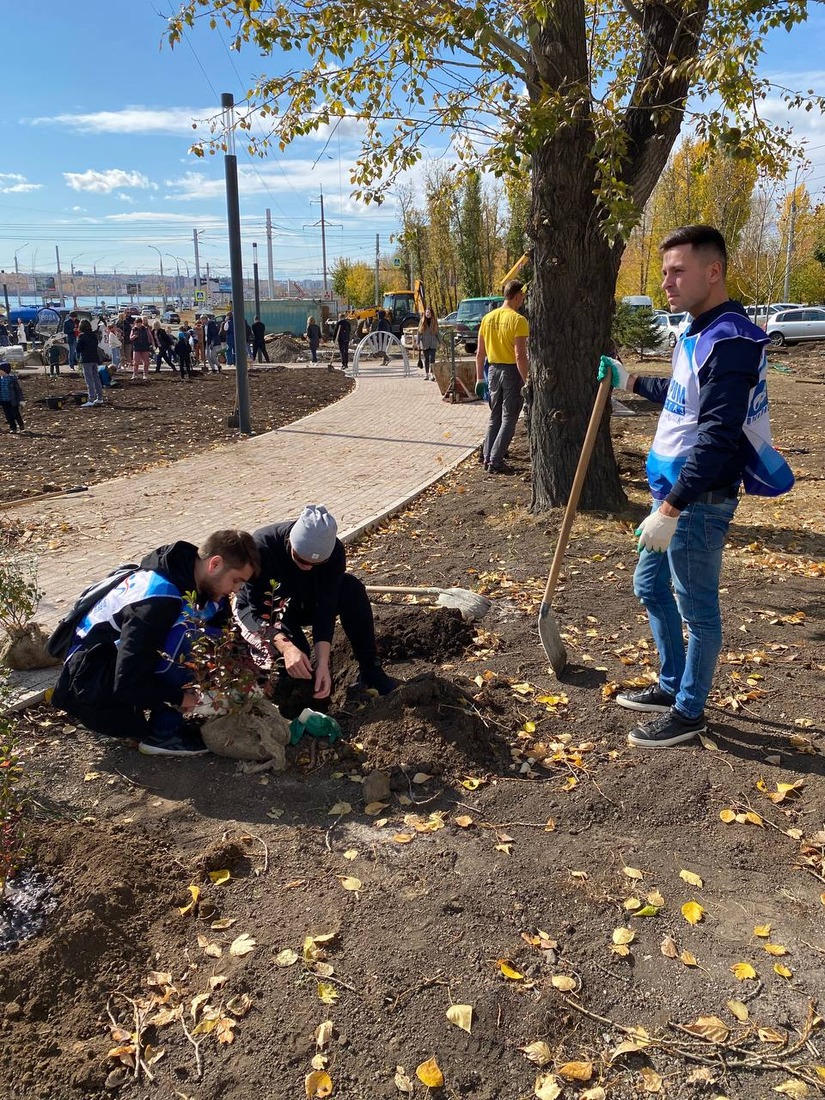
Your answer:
[1,1,824,291]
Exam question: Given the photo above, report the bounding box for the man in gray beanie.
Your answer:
[235,505,398,699]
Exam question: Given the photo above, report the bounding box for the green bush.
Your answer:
[613,302,663,357]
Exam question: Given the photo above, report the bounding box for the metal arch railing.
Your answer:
[351,330,411,377]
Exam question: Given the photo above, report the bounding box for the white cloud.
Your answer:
[71,205,87,213]
[117,192,136,204]
[0,172,43,193]
[102,211,228,224]
[30,106,218,136]
[64,168,156,194]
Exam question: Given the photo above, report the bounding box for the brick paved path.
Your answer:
[9,359,488,629]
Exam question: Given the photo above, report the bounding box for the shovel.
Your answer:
[365,584,491,622]
[538,373,612,674]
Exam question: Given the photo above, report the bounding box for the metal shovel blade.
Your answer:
[538,601,567,675]
[435,589,492,622]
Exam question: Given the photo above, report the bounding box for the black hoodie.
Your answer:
[66,541,228,711]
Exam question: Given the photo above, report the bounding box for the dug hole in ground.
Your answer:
[1,345,824,1099]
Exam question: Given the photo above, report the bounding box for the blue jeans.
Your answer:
[633,498,737,719]
[67,336,77,368]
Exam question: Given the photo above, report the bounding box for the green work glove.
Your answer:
[474,380,488,400]
[597,355,629,391]
[289,707,342,746]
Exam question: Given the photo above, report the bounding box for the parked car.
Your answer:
[766,307,825,346]
[660,311,689,348]
[745,303,803,327]
[453,295,504,353]
[141,305,160,318]
[162,310,181,325]
[439,311,458,324]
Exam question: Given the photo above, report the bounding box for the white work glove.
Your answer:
[635,509,679,553]
[597,355,629,391]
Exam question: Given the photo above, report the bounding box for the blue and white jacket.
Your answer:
[633,301,794,508]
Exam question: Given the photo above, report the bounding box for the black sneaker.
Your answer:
[615,684,676,713]
[138,730,210,756]
[358,665,399,696]
[627,708,706,749]
[487,461,516,475]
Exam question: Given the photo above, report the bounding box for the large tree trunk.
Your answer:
[528,137,627,512]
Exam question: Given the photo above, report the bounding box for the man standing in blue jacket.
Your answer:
[600,225,793,748]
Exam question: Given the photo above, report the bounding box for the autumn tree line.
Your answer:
[332,140,825,316]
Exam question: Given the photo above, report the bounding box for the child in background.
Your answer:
[0,362,25,433]
[176,327,193,380]
[48,341,62,376]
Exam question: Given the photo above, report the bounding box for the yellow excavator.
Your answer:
[345,280,426,338]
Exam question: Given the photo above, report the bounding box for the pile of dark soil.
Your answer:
[0,367,351,504]
[342,671,508,777]
[376,605,476,662]
[265,333,311,362]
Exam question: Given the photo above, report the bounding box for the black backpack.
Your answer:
[46,564,139,661]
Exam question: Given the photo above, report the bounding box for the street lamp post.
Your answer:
[172,255,190,307]
[70,253,84,310]
[252,242,261,319]
[149,246,166,307]
[222,91,251,435]
[14,244,29,307]
[165,255,181,306]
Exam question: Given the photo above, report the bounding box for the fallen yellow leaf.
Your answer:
[519,1040,552,1066]
[343,849,358,861]
[727,999,749,1022]
[679,869,703,888]
[558,1061,593,1082]
[731,962,757,981]
[551,974,576,991]
[754,924,772,938]
[393,833,416,843]
[680,950,699,967]
[229,934,256,957]
[317,982,339,1005]
[327,802,352,816]
[764,944,788,956]
[208,869,231,885]
[623,866,644,881]
[534,1074,562,1100]
[454,815,474,828]
[338,876,362,892]
[682,1015,729,1043]
[412,772,432,784]
[460,776,484,790]
[497,959,524,980]
[177,884,200,916]
[446,1004,473,1034]
[415,1057,444,1087]
[304,1069,333,1097]
[681,901,705,925]
[719,808,736,823]
[612,927,635,946]
[773,1080,810,1098]
[774,963,793,979]
[640,1066,663,1093]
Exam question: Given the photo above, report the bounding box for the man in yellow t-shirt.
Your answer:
[475,279,529,474]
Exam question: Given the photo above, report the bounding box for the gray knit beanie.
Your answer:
[290,505,338,562]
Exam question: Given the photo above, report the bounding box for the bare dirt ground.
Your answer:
[1,343,824,1100]
[0,365,351,506]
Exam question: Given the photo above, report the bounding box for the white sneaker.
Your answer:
[80,400,95,408]
[93,399,104,406]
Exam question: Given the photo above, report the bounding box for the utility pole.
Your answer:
[13,244,28,307]
[252,242,261,318]
[307,187,339,297]
[782,167,800,302]
[265,208,275,297]
[193,228,201,302]
[55,245,65,307]
[222,92,252,435]
[374,234,380,307]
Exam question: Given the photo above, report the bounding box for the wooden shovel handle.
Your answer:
[540,373,613,606]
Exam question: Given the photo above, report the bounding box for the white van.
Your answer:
[621,295,654,310]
